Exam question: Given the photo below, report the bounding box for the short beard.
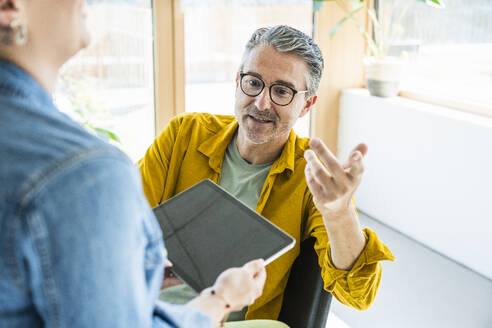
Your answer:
[245,104,277,122]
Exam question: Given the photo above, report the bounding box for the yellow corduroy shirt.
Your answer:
[138,112,395,320]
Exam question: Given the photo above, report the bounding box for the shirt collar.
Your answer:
[197,119,238,173]
[197,118,297,175]
[0,59,55,112]
[270,129,296,175]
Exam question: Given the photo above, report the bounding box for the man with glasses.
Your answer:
[139,25,394,322]
[239,72,309,107]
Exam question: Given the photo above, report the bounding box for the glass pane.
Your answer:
[381,0,492,110]
[55,1,155,162]
[182,0,313,137]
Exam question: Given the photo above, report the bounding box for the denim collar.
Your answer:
[0,59,55,112]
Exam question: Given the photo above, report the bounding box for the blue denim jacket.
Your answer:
[0,60,212,328]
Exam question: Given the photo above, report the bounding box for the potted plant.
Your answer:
[315,0,445,97]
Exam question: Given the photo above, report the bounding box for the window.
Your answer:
[379,0,492,114]
[182,0,314,137]
[55,0,155,161]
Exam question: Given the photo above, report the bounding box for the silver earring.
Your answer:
[10,20,27,45]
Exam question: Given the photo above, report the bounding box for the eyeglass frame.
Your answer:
[239,72,309,106]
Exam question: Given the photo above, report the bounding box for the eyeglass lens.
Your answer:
[241,74,294,106]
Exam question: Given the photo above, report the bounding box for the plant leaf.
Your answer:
[367,8,380,28]
[348,0,364,10]
[313,0,328,12]
[93,127,121,143]
[328,5,364,38]
[416,0,445,8]
[428,0,445,8]
[313,0,340,12]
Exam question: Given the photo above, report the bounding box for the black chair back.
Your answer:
[277,237,332,328]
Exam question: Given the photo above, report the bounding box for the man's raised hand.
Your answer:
[304,138,367,223]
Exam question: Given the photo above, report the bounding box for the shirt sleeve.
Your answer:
[24,151,212,327]
[138,116,183,208]
[303,195,395,310]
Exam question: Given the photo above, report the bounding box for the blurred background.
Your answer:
[53,1,492,326]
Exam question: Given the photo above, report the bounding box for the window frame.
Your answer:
[371,0,492,118]
[153,0,186,135]
[312,0,372,153]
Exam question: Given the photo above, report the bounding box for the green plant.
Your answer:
[314,0,445,58]
[56,76,121,144]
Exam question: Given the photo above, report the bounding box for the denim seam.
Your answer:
[17,147,130,209]
[4,210,28,292]
[26,211,62,327]
[6,146,131,324]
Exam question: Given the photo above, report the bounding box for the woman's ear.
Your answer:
[0,0,27,46]
[0,0,21,27]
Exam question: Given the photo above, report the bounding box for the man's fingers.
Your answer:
[353,143,368,157]
[343,143,368,168]
[309,138,347,182]
[304,164,324,197]
[304,149,333,183]
[348,151,364,179]
[305,162,336,194]
[344,143,367,178]
[305,164,338,202]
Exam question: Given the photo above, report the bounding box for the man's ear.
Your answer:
[299,95,317,118]
[235,72,240,89]
[0,0,21,27]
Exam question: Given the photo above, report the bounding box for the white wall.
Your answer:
[337,88,492,280]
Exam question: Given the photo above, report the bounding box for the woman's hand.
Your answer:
[211,258,266,311]
[187,259,266,325]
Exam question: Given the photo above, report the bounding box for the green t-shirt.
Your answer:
[219,132,273,320]
[219,132,273,211]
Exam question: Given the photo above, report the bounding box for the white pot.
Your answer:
[364,56,405,97]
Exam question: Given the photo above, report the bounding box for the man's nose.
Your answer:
[254,87,273,111]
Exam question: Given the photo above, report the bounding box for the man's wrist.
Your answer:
[321,204,357,230]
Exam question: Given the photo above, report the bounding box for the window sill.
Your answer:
[344,88,492,128]
[398,89,492,119]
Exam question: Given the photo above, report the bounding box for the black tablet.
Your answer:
[153,179,295,292]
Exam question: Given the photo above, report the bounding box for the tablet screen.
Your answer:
[153,179,295,292]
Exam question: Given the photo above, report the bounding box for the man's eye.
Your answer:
[274,87,290,97]
[249,80,261,87]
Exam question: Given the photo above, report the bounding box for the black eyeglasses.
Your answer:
[239,73,308,106]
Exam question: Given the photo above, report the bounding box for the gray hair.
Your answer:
[239,25,324,97]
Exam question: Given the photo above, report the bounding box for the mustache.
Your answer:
[246,105,277,121]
